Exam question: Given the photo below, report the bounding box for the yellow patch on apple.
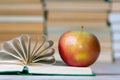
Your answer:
[75,52,88,61]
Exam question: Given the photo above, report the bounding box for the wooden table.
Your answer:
[0,63,120,80]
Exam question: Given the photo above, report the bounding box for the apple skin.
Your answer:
[58,30,100,67]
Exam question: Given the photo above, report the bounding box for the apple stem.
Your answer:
[80,26,84,32]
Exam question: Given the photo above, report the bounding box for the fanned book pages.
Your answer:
[0,34,55,65]
[0,34,94,76]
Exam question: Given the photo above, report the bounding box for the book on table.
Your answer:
[0,34,94,76]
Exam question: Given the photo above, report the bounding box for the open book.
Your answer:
[0,34,94,76]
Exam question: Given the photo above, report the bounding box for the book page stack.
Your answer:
[0,0,44,48]
[46,0,113,63]
[109,0,120,62]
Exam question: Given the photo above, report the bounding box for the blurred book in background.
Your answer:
[111,0,120,12]
[0,0,45,48]
[0,0,41,3]
[109,0,120,63]
[46,0,113,63]
[0,4,43,15]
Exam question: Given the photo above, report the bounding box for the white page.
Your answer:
[0,52,23,72]
[28,64,92,75]
[0,64,23,72]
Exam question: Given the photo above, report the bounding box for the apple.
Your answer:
[58,27,100,67]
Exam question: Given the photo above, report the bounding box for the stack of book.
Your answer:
[46,0,113,62]
[0,0,44,48]
[46,0,110,26]
[109,0,120,62]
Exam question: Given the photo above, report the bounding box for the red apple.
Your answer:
[58,27,100,67]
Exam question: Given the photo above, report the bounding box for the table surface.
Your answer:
[0,63,120,80]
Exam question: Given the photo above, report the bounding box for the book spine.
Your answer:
[48,11,108,20]
[0,4,43,15]
[46,2,110,11]
[0,0,41,3]
[0,23,44,32]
